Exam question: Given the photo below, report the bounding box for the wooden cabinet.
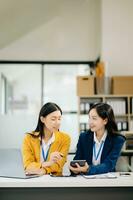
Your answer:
[78,95,133,134]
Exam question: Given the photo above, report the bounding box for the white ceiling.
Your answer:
[0,0,85,49]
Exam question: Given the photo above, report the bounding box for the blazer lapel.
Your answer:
[47,132,60,159]
[101,134,112,161]
[86,132,94,164]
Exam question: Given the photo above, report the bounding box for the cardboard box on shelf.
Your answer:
[76,76,94,96]
[95,77,111,94]
[112,76,133,95]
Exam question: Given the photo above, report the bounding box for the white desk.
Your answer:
[0,173,133,200]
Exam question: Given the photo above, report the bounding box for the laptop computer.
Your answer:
[0,148,40,179]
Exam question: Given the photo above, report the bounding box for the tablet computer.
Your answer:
[70,160,86,167]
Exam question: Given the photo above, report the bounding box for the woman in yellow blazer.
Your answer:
[22,102,71,176]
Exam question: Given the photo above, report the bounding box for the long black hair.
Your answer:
[89,102,118,135]
[34,102,62,138]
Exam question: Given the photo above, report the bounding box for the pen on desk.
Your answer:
[119,172,131,176]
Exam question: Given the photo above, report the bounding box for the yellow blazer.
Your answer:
[22,131,71,175]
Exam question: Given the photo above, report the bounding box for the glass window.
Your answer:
[0,64,42,115]
[43,64,90,152]
[1,73,6,114]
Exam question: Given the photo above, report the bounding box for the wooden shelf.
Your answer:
[78,95,133,133]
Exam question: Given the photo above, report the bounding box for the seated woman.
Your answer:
[22,102,71,176]
[69,102,126,175]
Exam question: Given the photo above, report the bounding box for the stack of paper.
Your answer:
[83,173,117,179]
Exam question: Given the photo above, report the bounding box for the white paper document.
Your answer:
[83,173,117,179]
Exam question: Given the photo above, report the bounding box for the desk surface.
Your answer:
[0,172,133,188]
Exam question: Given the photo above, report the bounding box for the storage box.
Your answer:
[76,76,94,96]
[95,77,111,94]
[112,76,133,95]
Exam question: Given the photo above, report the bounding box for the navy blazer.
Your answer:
[74,130,126,175]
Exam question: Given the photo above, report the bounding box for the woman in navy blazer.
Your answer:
[70,102,126,175]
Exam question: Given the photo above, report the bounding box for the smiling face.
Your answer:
[40,110,62,133]
[89,108,107,135]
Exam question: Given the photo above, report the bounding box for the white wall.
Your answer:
[101,0,133,76]
[0,0,101,61]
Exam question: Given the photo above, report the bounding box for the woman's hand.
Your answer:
[41,152,63,168]
[69,162,89,174]
[49,151,63,163]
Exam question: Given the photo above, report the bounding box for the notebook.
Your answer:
[0,148,40,179]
